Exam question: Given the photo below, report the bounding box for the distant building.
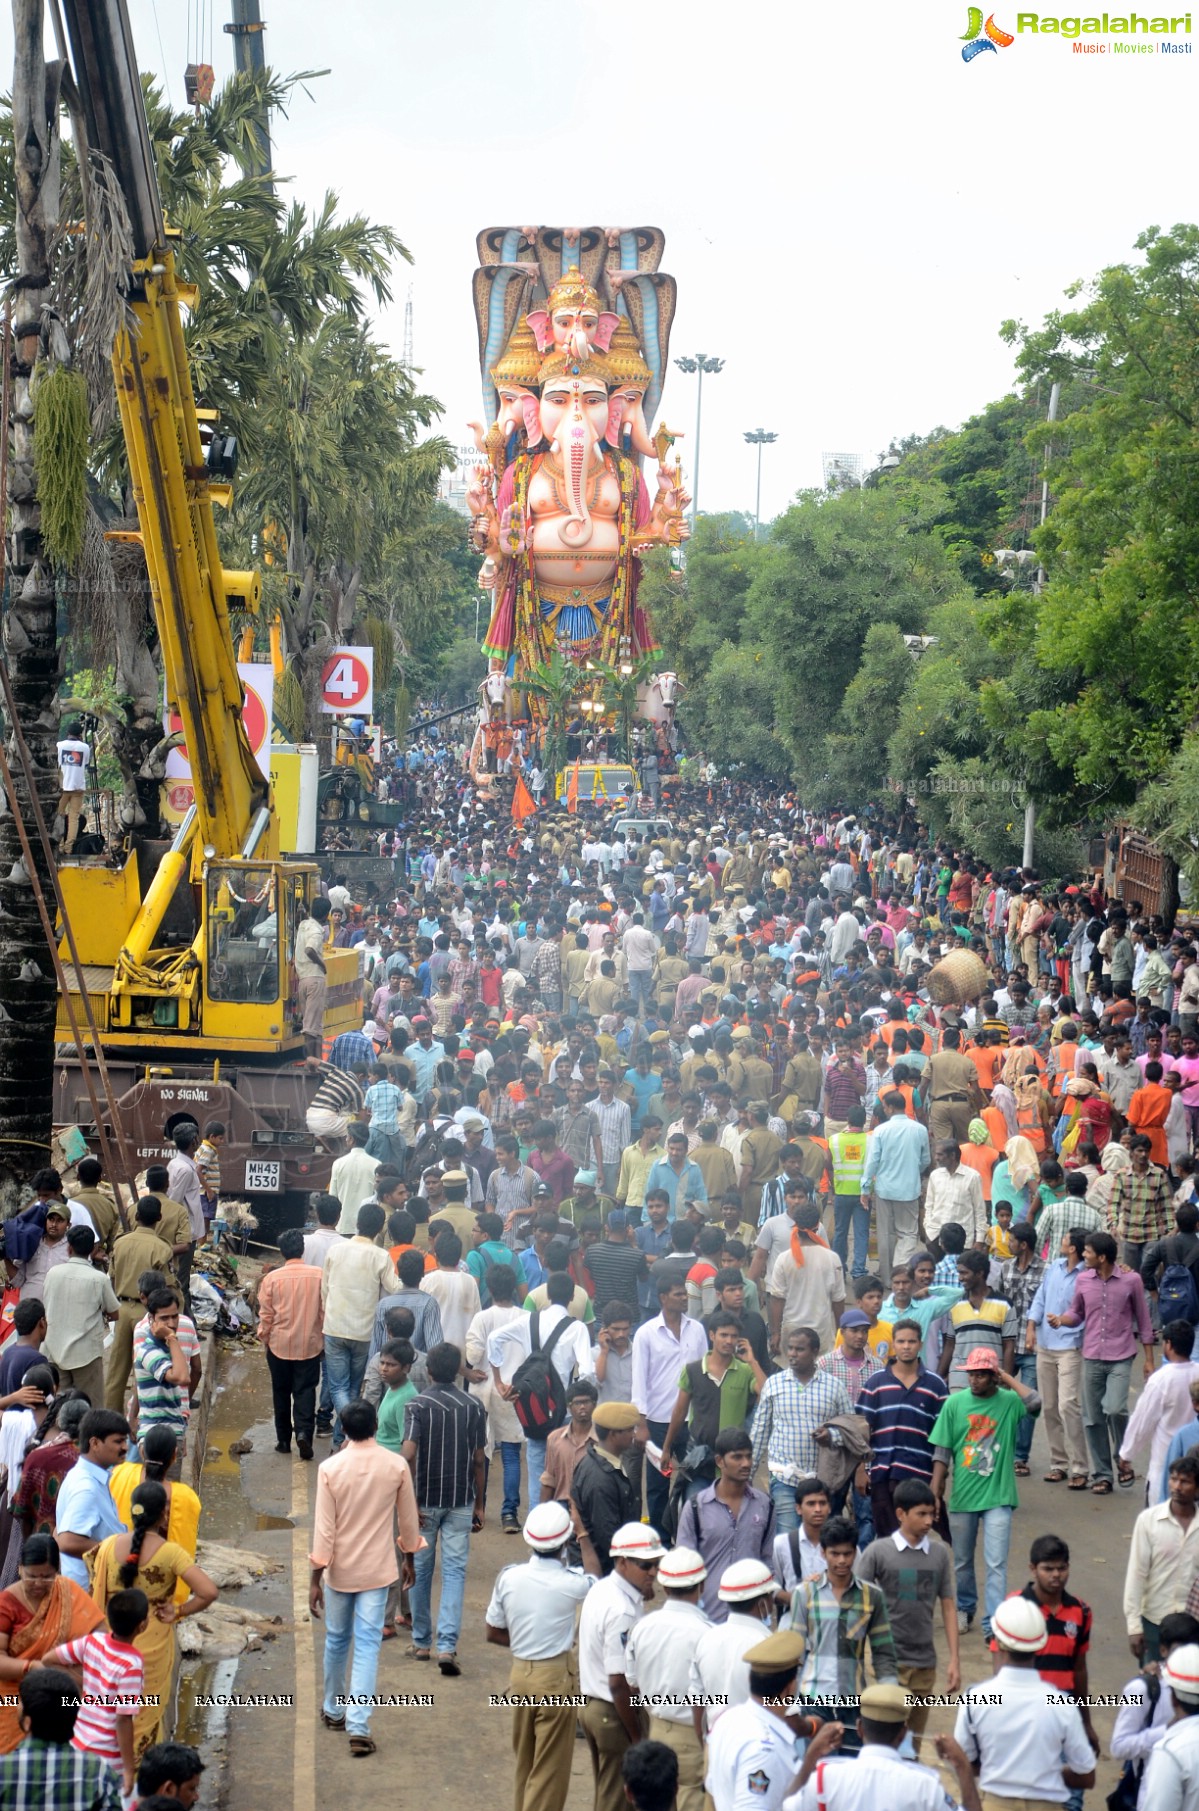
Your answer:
[822,450,863,493]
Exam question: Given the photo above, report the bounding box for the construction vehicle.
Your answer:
[51,0,361,1222]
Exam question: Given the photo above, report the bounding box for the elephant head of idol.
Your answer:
[527,267,619,365]
[603,314,656,460]
[535,348,617,548]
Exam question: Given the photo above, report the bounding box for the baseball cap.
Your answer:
[657,1546,707,1589]
[609,1523,666,1562]
[838,1309,872,1329]
[522,1502,573,1551]
[456,1050,476,1064]
[963,1346,1001,1372]
[991,1596,1048,1653]
[717,1559,777,1603]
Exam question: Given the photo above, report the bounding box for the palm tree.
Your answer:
[0,0,65,1200]
[522,650,585,783]
[589,654,661,763]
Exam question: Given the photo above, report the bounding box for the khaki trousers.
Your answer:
[897,1663,937,1741]
[983,1796,1065,1811]
[581,1695,646,1811]
[1036,1346,1088,1477]
[510,1653,578,1811]
[57,1357,107,1409]
[105,1302,143,1411]
[647,1715,709,1811]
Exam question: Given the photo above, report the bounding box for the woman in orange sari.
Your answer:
[0,1533,104,1752]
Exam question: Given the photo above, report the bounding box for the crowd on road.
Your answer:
[0,1144,222,1807]
[256,781,1199,1808]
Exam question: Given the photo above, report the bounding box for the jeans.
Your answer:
[832,1194,870,1277]
[265,1349,321,1448]
[499,1441,522,1521]
[948,1505,1013,1635]
[1013,1351,1039,1465]
[769,1476,800,1534]
[644,1419,671,1529]
[1082,1355,1133,1483]
[321,1583,388,1736]
[627,969,654,1016]
[410,1504,473,1654]
[366,1127,407,1170]
[324,1335,370,1450]
[525,1437,547,1503]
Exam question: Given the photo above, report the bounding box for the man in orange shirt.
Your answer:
[959,1119,1000,1208]
[257,1228,325,1460]
[1127,1061,1172,1169]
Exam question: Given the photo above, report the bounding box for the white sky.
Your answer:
[12,1,1199,525]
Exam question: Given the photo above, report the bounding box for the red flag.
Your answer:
[511,774,537,824]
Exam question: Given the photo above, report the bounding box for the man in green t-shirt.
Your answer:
[659,1312,766,1494]
[929,1345,1042,1641]
[376,1339,418,1453]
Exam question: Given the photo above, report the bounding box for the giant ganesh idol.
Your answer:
[465,226,688,684]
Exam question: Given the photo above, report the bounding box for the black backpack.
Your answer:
[1106,1673,1160,1811]
[510,1315,571,1437]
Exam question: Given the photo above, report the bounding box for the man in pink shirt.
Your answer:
[309,1397,423,1756]
[1172,1032,1199,1147]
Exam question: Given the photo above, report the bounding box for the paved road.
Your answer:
[191,1348,1154,1808]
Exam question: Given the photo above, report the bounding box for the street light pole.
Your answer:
[743,429,778,540]
[1023,380,1061,870]
[674,352,724,532]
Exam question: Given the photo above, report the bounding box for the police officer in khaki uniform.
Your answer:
[104,1197,175,1410]
[578,1522,665,1811]
[485,1500,594,1811]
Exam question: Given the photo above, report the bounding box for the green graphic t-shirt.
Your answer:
[928,1386,1029,1512]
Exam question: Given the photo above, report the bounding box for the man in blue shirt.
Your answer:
[53,1408,130,1586]
[634,1190,675,1314]
[645,1134,708,1223]
[407,1018,446,1102]
[624,1048,662,1135]
[859,1090,931,1279]
[1027,1224,1090,1488]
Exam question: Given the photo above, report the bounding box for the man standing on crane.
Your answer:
[296,898,333,1057]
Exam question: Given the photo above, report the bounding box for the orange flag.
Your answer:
[511,774,537,824]
[566,762,580,815]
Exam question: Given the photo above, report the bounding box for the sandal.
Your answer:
[320,1710,346,1731]
[380,1625,397,1640]
[1092,1479,1114,1494]
[1118,1464,1136,1488]
[407,1646,431,1661]
[437,1652,461,1676]
[1043,1470,1067,1483]
[1067,1476,1089,1490]
[1014,1462,1031,1476]
[349,1737,377,1758]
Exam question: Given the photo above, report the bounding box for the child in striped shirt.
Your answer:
[48,1587,148,1797]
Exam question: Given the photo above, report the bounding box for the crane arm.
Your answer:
[61,0,274,864]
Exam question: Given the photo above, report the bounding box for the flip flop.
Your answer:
[1117,1465,1136,1488]
[1092,1479,1113,1495]
[1043,1470,1066,1483]
[1067,1477,1089,1490]
[1014,1463,1031,1476]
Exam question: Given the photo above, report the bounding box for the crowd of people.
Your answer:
[0,1147,220,1806]
[249,783,1199,1811]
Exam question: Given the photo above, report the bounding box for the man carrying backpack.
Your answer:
[1120,1321,1199,1505]
[1142,1201,1199,1327]
[488,1272,596,1506]
[1110,1609,1199,1808]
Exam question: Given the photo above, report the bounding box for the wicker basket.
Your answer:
[926,949,990,1006]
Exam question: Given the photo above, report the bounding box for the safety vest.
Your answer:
[1050,1042,1079,1096]
[1015,1098,1046,1148]
[829,1130,869,1195]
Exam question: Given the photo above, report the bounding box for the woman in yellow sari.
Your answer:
[90,1482,218,1757]
[0,1533,105,1752]
[108,1426,201,1607]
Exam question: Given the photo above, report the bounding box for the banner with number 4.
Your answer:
[320,646,374,716]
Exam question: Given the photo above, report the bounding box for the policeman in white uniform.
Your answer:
[578,1521,665,1811]
[485,1500,595,1811]
[781,1682,979,1811]
[689,1558,777,1738]
[624,1546,711,1811]
[705,1627,816,1811]
[953,1597,1095,1806]
[1144,1642,1199,1811]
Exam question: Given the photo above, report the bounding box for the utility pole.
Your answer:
[674,352,724,532]
[1023,379,1060,870]
[224,0,273,191]
[744,429,777,540]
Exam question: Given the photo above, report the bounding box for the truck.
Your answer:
[51,0,362,1222]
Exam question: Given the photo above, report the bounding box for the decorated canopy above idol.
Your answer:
[466,226,688,689]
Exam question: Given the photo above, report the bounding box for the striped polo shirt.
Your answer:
[857,1363,949,1483]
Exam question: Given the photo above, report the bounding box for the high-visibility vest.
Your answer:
[1016,1098,1046,1148]
[1050,1043,1079,1096]
[829,1131,869,1195]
